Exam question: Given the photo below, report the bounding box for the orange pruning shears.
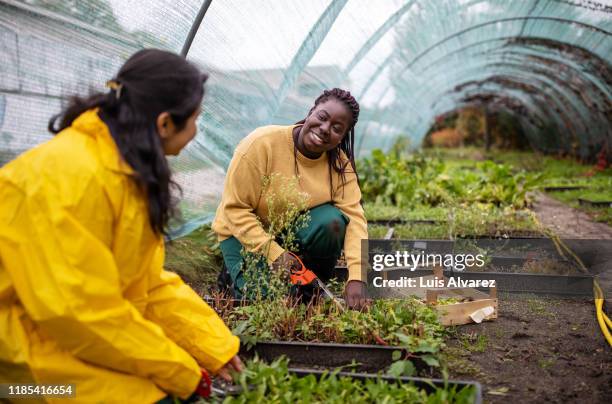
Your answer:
[286,252,345,311]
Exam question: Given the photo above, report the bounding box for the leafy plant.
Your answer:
[224,298,447,366]
[358,150,540,209]
[201,356,477,404]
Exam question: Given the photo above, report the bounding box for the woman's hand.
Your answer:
[344,280,369,310]
[272,252,301,274]
[215,355,244,382]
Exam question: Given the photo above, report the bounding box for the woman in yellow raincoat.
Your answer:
[0,49,242,403]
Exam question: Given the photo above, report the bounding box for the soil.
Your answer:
[533,192,612,240]
[445,296,611,403]
[444,193,612,403]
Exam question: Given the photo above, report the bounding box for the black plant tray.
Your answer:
[455,233,543,239]
[368,218,443,226]
[288,368,482,404]
[204,296,246,307]
[578,198,612,208]
[543,185,586,192]
[240,341,433,374]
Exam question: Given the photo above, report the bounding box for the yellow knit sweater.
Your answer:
[212,125,368,281]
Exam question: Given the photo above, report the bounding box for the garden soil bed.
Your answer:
[444,296,611,403]
[446,194,612,403]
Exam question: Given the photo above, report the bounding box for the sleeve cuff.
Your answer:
[347,264,364,282]
[208,334,241,374]
[265,241,286,265]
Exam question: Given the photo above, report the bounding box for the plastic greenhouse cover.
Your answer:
[1,0,610,237]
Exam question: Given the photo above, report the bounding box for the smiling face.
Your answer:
[297,99,352,158]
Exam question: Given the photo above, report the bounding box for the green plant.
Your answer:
[240,173,311,300]
[358,149,540,209]
[458,333,488,353]
[368,203,539,239]
[538,357,556,369]
[225,298,447,371]
[202,356,477,404]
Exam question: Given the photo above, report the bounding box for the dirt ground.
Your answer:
[444,193,612,403]
[445,297,611,403]
[533,192,612,240]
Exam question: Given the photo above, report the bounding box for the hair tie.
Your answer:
[105,80,123,100]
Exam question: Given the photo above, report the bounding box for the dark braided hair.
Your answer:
[294,88,360,198]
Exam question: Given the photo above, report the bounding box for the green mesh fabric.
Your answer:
[1,0,610,237]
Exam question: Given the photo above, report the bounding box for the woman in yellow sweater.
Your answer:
[0,49,241,403]
[213,88,368,309]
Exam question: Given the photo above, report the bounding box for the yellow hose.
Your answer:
[604,312,612,330]
[594,281,612,347]
[531,213,612,347]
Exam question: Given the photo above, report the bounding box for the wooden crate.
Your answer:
[416,267,498,326]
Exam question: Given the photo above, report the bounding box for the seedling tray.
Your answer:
[209,367,482,403]
[288,368,483,404]
[240,341,432,374]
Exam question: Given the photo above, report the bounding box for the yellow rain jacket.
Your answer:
[0,110,239,403]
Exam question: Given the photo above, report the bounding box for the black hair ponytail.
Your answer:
[49,49,208,236]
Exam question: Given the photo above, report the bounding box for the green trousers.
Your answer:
[218,203,348,298]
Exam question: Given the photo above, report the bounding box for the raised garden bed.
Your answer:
[543,185,587,192]
[368,218,443,226]
[205,296,448,380]
[240,341,432,374]
[578,197,612,208]
[365,237,586,272]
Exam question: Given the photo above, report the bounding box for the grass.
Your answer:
[441,346,486,378]
[538,357,556,370]
[164,225,222,295]
[458,333,488,353]
[364,203,449,221]
[525,298,555,317]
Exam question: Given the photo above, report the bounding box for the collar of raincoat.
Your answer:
[72,109,134,175]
